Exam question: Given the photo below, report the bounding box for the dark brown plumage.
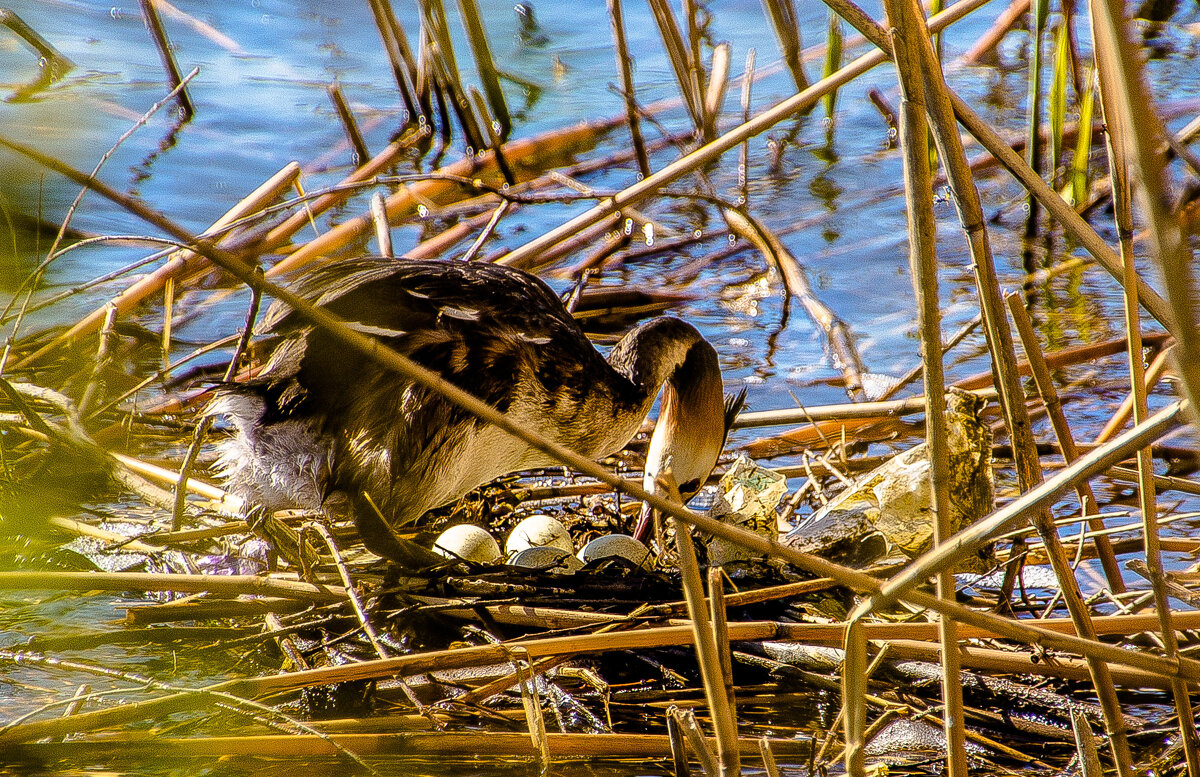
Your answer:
[211,256,741,565]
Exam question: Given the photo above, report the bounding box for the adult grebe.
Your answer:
[211,256,742,566]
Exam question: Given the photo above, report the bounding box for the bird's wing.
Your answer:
[255,257,600,416]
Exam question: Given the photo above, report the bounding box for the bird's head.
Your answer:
[633,340,745,541]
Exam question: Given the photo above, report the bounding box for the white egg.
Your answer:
[434,524,502,563]
[577,534,653,570]
[505,514,574,556]
[508,546,583,574]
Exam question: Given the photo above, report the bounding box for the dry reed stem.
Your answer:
[365,0,421,123]
[761,0,810,94]
[271,117,621,277]
[878,400,1183,603]
[646,0,706,135]
[0,571,347,603]
[495,0,991,269]
[455,0,510,139]
[819,8,1176,761]
[733,397,928,428]
[256,127,426,256]
[947,92,1173,328]
[961,0,1031,64]
[327,82,370,167]
[10,731,809,760]
[10,606,1200,744]
[1094,346,1173,443]
[1090,0,1200,767]
[878,0,966,772]
[369,192,393,257]
[138,0,193,120]
[607,0,650,178]
[669,473,741,775]
[1004,292,1125,592]
[17,160,299,367]
[722,208,867,400]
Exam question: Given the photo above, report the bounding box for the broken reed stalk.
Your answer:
[468,88,515,185]
[961,0,1031,64]
[137,0,193,120]
[17,160,300,367]
[672,509,740,775]
[722,208,866,399]
[761,0,809,94]
[455,0,510,139]
[646,0,706,135]
[370,192,393,257]
[607,0,651,179]
[496,0,992,269]
[876,0,966,774]
[739,49,755,203]
[1089,0,1200,768]
[1003,292,1125,593]
[327,82,370,166]
[0,571,347,603]
[366,0,422,124]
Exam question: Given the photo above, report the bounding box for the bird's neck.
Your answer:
[606,317,715,404]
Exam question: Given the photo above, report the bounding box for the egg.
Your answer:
[434,524,502,564]
[508,546,583,574]
[505,514,574,556]
[577,534,653,570]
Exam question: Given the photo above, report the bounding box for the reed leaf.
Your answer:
[1049,21,1070,184]
[1069,67,1097,206]
[1025,0,1050,235]
[822,11,843,120]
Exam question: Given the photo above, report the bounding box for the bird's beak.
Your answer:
[632,353,736,542]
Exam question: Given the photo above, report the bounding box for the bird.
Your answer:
[209,256,744,567]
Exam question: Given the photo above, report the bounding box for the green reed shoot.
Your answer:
[1049,21,1071,187]
[1068,67,1096,207]
[823,10,843,121]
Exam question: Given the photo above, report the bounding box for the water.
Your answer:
[2,0,1199,774]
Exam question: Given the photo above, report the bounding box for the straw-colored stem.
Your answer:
[761,0,810,94]
[877,3,965,774]
[0,571,347,603]
[495,0,991,269]
[455,0,510,139]
[1004,292,1125,592]
[138,0,194,119]
[607,0,651,178]
[327,82,370,167]
[7,144,1200,753]
[1094,345,1172,443]
[673,512,740,775]
[960,0,1031,64]
[1090,0,1200,767]
[646,0,705,134]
